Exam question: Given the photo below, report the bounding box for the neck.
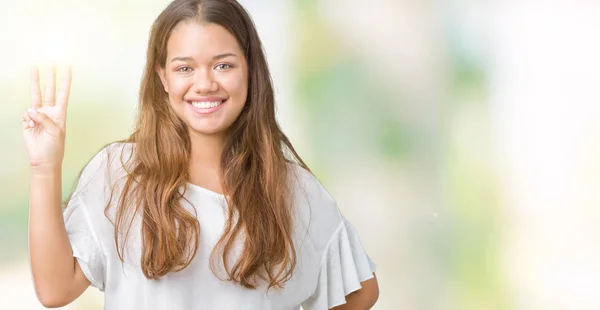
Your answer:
[188,130,226,170]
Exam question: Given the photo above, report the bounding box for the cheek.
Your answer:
[167,76,192,97]
[221,74,248,101]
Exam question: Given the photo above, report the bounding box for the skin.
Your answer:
[24,21,378,310]
[157,21,248,194]
[331,274,379,310]
[24,66,91,308]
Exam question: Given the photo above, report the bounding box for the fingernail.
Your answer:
[29,120,35,127]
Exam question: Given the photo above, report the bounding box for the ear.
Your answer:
[155,64,169,92]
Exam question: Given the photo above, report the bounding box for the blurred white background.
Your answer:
[1,0,600,309]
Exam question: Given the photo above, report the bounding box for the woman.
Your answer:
[23,0,378,309]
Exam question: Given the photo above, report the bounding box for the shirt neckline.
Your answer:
[186,182,227,199]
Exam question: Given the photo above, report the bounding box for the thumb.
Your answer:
[27,109,61,136]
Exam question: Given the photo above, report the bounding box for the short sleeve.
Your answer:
[301,217,377,310]
[63,196,107,291]
[62,145,117,292]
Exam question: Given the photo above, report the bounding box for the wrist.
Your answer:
[30,164,62,177]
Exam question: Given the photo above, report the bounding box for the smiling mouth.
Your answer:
[188,100,224,109]
[186,99,227,115]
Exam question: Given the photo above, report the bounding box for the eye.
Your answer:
[176,66,193,73]
[215,63,233,70]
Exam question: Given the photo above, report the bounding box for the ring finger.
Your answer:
[22,111,35,129]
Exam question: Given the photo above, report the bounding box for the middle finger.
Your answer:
[30,66,42,109]
[43,66,56,107]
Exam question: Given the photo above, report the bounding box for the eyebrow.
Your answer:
[170,53,238,63]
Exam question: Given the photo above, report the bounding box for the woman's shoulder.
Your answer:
[286,163,344,248]
[91,141,135,171]
[97,141,135,163]
[286,162,338,211]
[71,141,136,198]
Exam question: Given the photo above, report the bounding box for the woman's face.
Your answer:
[157,21,248,138]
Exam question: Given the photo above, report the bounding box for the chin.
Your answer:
[187,125,227,137]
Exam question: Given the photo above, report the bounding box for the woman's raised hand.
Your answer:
[22,66,72,168]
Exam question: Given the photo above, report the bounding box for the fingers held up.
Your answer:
[31,65,72,109]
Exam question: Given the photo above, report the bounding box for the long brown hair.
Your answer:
[103,0,310,290]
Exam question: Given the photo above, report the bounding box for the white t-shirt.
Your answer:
[63,143,376,310]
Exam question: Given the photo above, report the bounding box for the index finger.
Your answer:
[56,66,72,108]
[30,66,42,109]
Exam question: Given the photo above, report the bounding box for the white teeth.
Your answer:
[191,101,222,109]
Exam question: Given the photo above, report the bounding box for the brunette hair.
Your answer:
[75,0,310,290]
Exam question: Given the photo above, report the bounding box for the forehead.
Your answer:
[166,21,242,59]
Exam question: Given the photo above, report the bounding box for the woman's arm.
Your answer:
[25,66,90,307]
[331,273,379,310]
[29,166,90,308]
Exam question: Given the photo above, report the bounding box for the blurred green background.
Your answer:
[3,0,600,309]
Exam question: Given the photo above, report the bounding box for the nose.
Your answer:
[192,68,218,93]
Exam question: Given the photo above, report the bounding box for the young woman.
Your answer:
[23,0,378,309]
